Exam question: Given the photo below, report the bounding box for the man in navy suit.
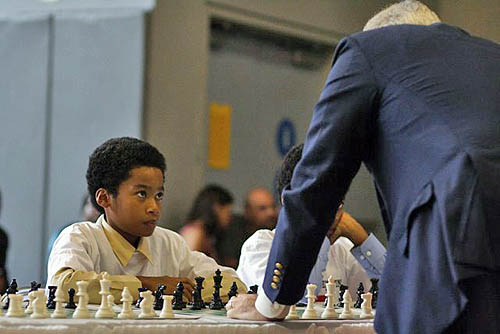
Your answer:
[227,1,500,332]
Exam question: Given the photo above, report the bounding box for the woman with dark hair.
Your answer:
[180,184,233,263]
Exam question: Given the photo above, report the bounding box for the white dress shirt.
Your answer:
[237,229,372,318]
[47,215,243,302]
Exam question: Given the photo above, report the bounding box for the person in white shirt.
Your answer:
[227,143,386,319]
[47,137,245,303]
[236,216,372,301]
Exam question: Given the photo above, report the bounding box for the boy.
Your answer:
[47,137,245,303]
[235,143,386,302]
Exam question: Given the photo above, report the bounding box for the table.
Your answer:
[0,303,375,334]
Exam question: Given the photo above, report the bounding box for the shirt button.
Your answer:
[360,255,365,260]
[366,250,372,257]
[271,282,278,289]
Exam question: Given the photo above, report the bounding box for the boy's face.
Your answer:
[101,166,164,245]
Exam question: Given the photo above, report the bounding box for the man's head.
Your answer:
[244,188,277,230]
[86,137,166,245]
[363,0,440,31]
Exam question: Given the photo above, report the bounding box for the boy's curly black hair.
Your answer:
[86,137,166,214]
[276,143,304,199]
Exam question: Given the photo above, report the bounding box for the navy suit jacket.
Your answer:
[264,24,500,333]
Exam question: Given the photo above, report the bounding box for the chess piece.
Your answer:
[65,288,77,309]
[369,279,379,309]
[135,287,148,308]
[227,282,238,301]
[154,285,167,310]
[301,284,319,319]
[321,276,338,319]
[138,290,156,318]
[190,276,205,310]
[354,282,365,308]
[73,281,91,318]
[118,287,136,319]
[25,291,36,314]
[285,304,299,320]
[209,269,224,310]
[6,294,24,317]
[46,286,57,309]
[247,285,258,294]
[337,284,347,307]
[31,290,50,318]
[172,282,186,310]
[52,286,67,318]
[339,289,354,319]
[107,295,116,317]
[159,295,174,318]
[29,281,41,292]
[3,278,18,310]
[359,292,374,319]
[95,277,114,318]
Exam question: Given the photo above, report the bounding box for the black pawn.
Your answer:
[65,288,77,309]
[191,276,205,310]
[209,269,224,310]
[135,287,148,308]
[172,282,186,310]
[247,285,258,294]
[369,279,379,309]
[354,282,365,308]
[3,278,18,310]
[46,286,57,309]
[227,282,238,302]
[153,285,167,310]
[29,281,41,292]
[337,284,348,308]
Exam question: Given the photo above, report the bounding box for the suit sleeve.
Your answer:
[262,37,379,305]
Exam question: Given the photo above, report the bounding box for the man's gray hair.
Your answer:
[364,0,440,31]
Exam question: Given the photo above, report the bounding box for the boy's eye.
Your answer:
[156,192,164,200]
[137,191,147,199]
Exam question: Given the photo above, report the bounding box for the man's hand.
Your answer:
[225,294,270,321]
[327,211,369,246]
[137,275,195,300]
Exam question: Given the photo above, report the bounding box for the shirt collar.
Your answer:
[100,216,154,266]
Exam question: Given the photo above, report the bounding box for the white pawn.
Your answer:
[95,277,114,318]
[321,276,338,319]
[285,304,299,320]
[138,290,156,318]
[359,292,374,319]
[339,289,354,319]
[73,281,91,318]
[159,295,174,319]
[107,295,117,317]
[301,283,319,319]
[31,290,49,318]
[25,291,36,314]
[6,294,25,317]
[51,286,67,318]
[118,287,136,319]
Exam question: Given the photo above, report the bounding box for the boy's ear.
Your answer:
[95,188,112,210]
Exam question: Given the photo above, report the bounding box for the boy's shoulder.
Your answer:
[241,228,275,252]
[60,220,103,236]
[150,225,187,244]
